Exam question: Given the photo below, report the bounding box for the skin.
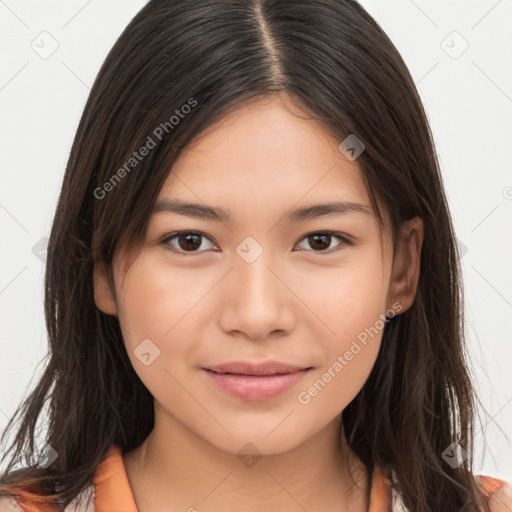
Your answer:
[93,94,424,512]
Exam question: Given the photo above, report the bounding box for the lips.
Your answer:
[202,360,313,400]
[204,360,311,376]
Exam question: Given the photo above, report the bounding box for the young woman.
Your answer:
[1,1,510,511]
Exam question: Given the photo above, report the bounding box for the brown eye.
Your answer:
[161,231,216,255]
[161,230,351,257]
[296,231,351,253]
[308,233,332,251]
[177,233,202,251]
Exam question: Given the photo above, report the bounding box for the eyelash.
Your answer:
[160,230,353,256]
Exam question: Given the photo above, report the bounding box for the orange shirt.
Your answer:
[3,445,508,511]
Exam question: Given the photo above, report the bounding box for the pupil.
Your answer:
[310,234,330,250]
[179,233,201,251]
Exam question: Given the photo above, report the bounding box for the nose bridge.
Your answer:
[234,234,280,302]
[221,234,291,337]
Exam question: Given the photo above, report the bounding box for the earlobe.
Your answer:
[387,217,424,315]
[92,260,118,316]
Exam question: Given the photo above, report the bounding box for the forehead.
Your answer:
[157,97,371,213]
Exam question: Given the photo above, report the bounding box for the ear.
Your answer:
[92,259,118,316]
[387,216,424,315]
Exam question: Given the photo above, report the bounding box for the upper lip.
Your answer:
[204,360,312,376]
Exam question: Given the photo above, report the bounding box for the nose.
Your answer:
[218,252,296,342]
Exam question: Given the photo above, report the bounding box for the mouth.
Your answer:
[205,369,310,376]
[204,361,312,376]
[201,362,313,401]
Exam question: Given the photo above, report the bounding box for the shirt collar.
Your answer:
[93,446,138,511]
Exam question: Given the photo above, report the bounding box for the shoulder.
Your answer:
[0,446,120,512]
[485,481,512,512]
[0,484,94,512]
[476,475,512,512]
[0,497,24,512]
[387,471,511,512]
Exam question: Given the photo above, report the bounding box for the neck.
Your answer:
[123,411,370,512]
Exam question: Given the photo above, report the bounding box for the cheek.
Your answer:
[303,254,389,341]
[114,258,216,386]
[297,299,385,415]
[115,274,171,353]
[298,340,380,418]
[115,257,209,347]
[295,256,387,406]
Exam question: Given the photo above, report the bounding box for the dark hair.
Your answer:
[0,0,498,510]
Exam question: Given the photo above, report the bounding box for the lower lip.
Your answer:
[202,368,311,401]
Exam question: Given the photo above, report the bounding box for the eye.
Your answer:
[295,231,352,254]
[161,231,217,255]
[160,230,352,256]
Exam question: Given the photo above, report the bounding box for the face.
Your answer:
[93,95,422,456]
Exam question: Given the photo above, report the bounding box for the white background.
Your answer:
[1,0,511,481]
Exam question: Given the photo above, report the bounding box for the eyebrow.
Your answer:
[152,198,373,224]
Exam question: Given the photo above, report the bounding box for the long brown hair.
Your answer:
[0,1,497,510]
